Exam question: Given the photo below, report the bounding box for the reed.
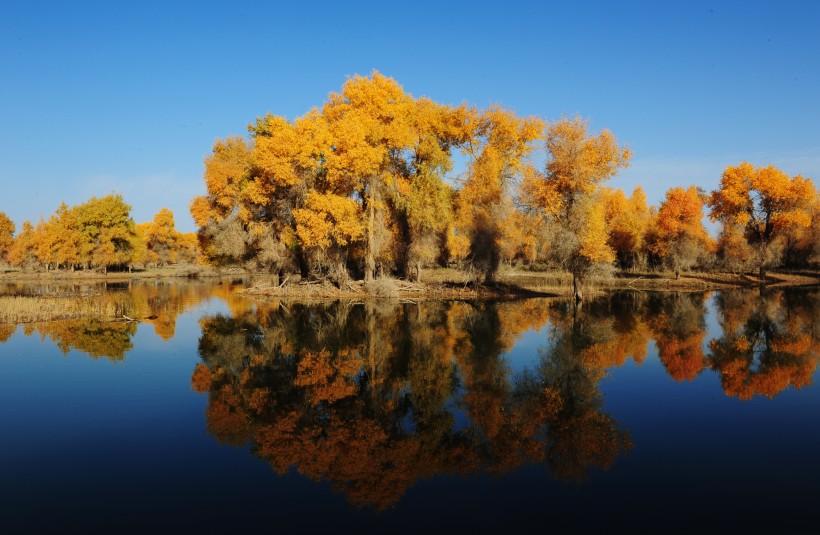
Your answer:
[0,296,133,324]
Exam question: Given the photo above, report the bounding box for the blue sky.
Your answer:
[1,0,818,233]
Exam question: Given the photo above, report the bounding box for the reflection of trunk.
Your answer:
[366,303,378,404]
[572,272,582,303]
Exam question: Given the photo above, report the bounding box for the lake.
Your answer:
[0,280,818,532]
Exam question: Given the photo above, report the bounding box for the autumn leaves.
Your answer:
[709,163,817,276]
[0,196,196,272]
[1,71,817,279]
[189,71,818,284]
[189,72,638,284]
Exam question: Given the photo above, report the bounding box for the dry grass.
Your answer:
[354,268,817,299]
[0,296,134,324]
[364,277,400,298]
[0,264,221,282]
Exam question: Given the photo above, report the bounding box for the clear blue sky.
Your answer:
[1,0,818,233]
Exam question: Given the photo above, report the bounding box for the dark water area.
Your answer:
[0,281,818,533]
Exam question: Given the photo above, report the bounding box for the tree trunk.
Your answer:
[365,188,375,282]
[759,265,766,280]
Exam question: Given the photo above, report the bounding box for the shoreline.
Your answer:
[1,266,818,299]
[1,268,817,324]
[241,269,820,301]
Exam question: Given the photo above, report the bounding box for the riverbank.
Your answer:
[2,266,818,309]
[0,264,219,281]
[241,268,820,301]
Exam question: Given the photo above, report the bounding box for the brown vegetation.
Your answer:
[242,267,820,301]
[0,295,129,323]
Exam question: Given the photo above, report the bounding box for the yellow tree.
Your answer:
[140,208,185,266]
[190,136,255,266]
[386,99,470,280]
[190,73,475,282]
[715,221,755,273]
[321,71,417,281]
[38,203,83,270]
[32,219,51,269]
[176,232,200,265]
[192,111,326,276]
[645,186,711,278]
[0,212,15,264]
[248,110,329,276]
[522,116,630,297]
[603,186,650,269]
[132,222,149,267]
[7,221,37,268]
[708,162,817,277]
[292,191,364,280]
[498,208,540,266]
[190,136,254,226]
[73,194,139,272]
[456,106,544,281]
[782,195,820,266]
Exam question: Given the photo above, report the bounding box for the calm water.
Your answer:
[0,281,818,532]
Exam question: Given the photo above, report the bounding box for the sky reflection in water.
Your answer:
[0,282,817,532]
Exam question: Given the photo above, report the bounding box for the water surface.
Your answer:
[0,281,817,532]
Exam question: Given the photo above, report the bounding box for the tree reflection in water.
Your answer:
[708,289,818,399]
[647,292,709,382]
[190,289,819,509]
[4,280,249,360]
[191,299,637,508]
[1,281,815,506]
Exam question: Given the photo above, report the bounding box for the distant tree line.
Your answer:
[0,195,198,272]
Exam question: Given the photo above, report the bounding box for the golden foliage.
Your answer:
[455,107,544,280]
[708,291,818,400]
[0,211,15,262]
[603,186,651,268]
[523,116,631,217]
[579,198,616,263]
[293,192,364,251]
[709,162,817,272]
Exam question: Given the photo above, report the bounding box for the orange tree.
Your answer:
[708,162,817,277]
[602,187,650,269]
[645,186,712,278]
